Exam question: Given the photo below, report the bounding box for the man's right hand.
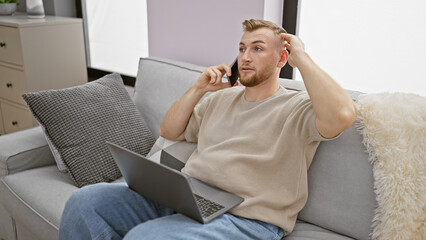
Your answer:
[160,63,235,141]
[194,64,236,93]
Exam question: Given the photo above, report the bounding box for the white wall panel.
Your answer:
[296,0,426,96]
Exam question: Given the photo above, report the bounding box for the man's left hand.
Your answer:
[280,33,306,69]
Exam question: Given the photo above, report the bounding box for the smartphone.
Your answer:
[228,57,239,87]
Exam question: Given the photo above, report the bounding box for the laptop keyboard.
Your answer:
[194,194,225,218]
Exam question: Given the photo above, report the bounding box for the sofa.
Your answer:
[0,57,377,240]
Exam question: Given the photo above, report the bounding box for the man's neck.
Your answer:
[244,77,281,102]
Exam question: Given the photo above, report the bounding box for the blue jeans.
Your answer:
[59,183,284,240]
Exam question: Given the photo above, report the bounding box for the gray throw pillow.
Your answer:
[22,73,155,187]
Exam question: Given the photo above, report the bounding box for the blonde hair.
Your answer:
[242,19,287,35]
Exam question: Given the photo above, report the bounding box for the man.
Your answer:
[59,19,357,239]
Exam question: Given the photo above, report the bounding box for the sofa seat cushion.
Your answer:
[0,165,124,240]
[284,220,354,240]
[0,166,76,240]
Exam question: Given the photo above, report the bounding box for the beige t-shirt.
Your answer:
[182,86,326,233]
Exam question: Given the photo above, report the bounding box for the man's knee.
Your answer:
[64,182,127,215]
[60,183,130,239]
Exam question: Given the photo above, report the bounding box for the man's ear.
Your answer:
[277,50,289,68]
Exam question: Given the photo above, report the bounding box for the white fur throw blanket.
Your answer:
[356,93,426,240]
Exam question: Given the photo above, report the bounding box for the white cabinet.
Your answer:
[0,13,87,134]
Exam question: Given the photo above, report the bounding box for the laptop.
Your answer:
[106,141,244,224]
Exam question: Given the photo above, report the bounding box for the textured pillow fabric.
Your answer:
[22,73,156,187]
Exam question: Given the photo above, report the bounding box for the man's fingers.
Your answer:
[284,42,291,51]
[205,68,217,84]
[212,67,223,85]
[280,33,291,50]
[280,33,292,42]
[281,33,305,51]
[203,63,236,88]
[205,67,219,84]
[210,64,232,84]
[221,63,232,76]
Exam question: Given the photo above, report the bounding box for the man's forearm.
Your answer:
[295,52,358,138]
[159,85,206,141]
[160,64,232,141]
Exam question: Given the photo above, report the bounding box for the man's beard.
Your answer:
[239,64,277,87]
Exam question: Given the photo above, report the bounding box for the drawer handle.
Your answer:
[12,121,18,126]
[0,42,5,48]
[6,83,13,88]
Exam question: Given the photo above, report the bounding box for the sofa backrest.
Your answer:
[134,57,377,239]
[299,123,376,240]
[278,78,376,240]
[134,57,205,139]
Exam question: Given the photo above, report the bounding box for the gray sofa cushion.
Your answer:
[0,203,15,240]
[0,165,124,240]
[284,220,354,240]
[278,78,372,239]
[298,123,376,240]
[0,166,76,240]
[0,127,55,177]
[22,73,155,187]
[134,57,205,139]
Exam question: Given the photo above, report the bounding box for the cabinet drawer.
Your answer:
[0,26,24,66]
[0,101,33,134]
[0,65,27,105]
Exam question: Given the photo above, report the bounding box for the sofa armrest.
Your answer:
[0,127,55,177]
